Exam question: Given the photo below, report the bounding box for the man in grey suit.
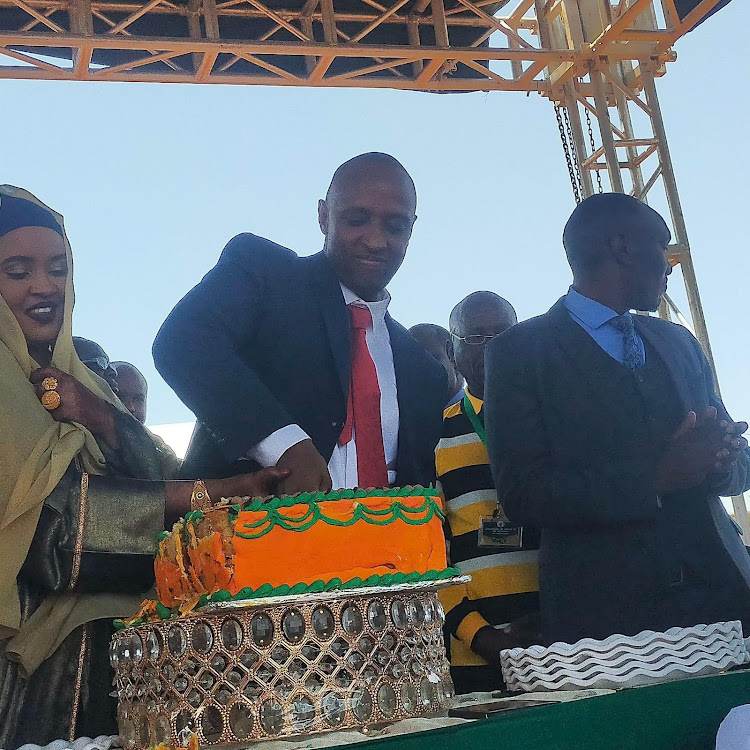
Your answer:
[484,193,750,644]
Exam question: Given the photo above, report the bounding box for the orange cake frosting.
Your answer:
[152,487,450,613]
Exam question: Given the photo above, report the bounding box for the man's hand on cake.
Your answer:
[218,467,292,500]
[31,366,119,449]
[276,439,333,494]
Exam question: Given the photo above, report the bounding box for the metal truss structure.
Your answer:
[0,0,744,522]
[0,0,725,89]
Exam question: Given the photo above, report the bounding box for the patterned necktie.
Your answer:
[611,313,645,371]
[338,304,389,489]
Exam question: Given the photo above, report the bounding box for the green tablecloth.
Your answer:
[331,670,750,750]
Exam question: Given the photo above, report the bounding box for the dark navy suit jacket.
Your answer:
[484,298,750,643]
[153,233,447,485]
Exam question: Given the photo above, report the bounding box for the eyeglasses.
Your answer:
[450,333,502,346]
[83,356,117,381]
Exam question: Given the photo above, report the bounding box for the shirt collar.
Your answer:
[564,287,619,330]
[340,283,391,322]
[464,389,484,413]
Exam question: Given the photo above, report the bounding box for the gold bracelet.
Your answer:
[190,480,211,512]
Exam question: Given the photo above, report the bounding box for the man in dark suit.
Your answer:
[484,193,750,644]
[153,152,447,493]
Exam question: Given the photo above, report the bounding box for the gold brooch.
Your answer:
[41,389,62,410]
[41,376,59,392]
[190,480,211,512]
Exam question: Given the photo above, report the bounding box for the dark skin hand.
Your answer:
[164,467,291,525]
[471,613,542,664]
[31,366,120,449]
[276,439,333,495]
[31,367,293,526]
[656,407,748,495]
[715,418,748,472]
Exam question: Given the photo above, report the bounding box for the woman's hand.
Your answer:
[217,467,292,500]
[165,468,291,524]
[31,366,119,449]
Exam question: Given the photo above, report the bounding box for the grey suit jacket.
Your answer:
[484,298,750,643]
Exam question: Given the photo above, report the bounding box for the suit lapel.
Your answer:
[387,315,419,480]
[547,298,627,415]
[303,252,350,399]
[634,317,692,413]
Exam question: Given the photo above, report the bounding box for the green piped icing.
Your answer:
[156,530,170,543]
[142,568,460,621]
[236,485,435,512]
[235,492,443,540]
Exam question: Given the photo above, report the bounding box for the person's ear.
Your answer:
[609,233,633,267]
[446,337,455,366]
[318,199,329,235]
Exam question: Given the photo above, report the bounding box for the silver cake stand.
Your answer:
[111,575,469,748]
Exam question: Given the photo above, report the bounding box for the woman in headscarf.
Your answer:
[0,186,287,748]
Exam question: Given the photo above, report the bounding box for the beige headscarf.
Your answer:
[0,185,138,676]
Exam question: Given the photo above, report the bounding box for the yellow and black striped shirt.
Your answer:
[436,391,540,674]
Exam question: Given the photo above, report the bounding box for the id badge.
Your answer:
[478,518,523,550]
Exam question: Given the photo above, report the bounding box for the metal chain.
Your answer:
[585,106,604,193]
[563,105,584,201]
[555,104,582,204]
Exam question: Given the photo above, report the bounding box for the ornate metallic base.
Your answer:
[111,584,456,748]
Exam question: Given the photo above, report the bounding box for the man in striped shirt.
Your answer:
[437,292,540,694]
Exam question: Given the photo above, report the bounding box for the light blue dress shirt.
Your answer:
[564,287,646,365]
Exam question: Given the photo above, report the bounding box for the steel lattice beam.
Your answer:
[0,0,725,88]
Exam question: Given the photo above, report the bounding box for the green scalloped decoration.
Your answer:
[235,492,443,540]
[234,485,436,513]
[138,568,460,622]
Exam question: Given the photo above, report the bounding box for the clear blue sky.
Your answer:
[1,0,747,427]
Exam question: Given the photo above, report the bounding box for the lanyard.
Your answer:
[463,393,486,447]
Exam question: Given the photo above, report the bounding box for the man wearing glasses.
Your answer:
[73,336,119,393]
[437,291,540,694]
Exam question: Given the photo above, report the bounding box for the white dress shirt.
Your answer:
[248,283,399,489]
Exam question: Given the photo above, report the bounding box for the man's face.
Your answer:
[320,168,416,301]
[450,306,516,399]
[116,367,148,424]
[627,215,672,312]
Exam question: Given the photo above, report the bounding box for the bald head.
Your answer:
[326,153,416,209]
[319,153,417,301]
[449,291,517,334]
[112,361,148,423]
[563,193,672,313]
[409,323,463,398]
[449,291,517,399]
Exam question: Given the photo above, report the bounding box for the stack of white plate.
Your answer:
[500,621,749,692]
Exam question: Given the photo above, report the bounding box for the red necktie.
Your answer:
[338,304,389,489]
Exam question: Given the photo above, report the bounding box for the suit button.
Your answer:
[636,375,644,384]
[332,421,341,429]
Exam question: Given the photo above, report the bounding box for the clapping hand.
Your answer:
[656,407,747,495]
[714,419,749,473]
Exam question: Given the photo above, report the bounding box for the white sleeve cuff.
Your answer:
[247,424,310,467]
